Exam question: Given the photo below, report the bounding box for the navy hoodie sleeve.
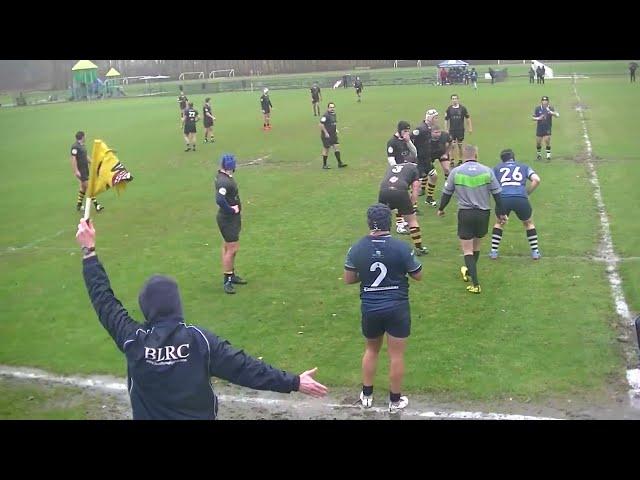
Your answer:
[82,256,140,352]
[202,329,300,393]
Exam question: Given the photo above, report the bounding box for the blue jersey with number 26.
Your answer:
[494,161,535,198]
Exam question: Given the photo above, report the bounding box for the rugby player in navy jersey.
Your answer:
[489,149,542,260]
[344,203,423,413]
[533,95,560,161]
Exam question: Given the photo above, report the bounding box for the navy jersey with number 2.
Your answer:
[345,234,422,312]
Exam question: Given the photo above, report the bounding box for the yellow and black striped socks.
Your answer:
[409,226,423,249]
[426,182,436,198]
[76,190,86,207]
[420,176,428,194]
[395,213,404,230]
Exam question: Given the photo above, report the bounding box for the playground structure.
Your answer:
[71,60,99,100]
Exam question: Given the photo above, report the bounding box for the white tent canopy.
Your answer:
[438,60,469,68]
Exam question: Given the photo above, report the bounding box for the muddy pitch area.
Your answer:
[2,369,639,420]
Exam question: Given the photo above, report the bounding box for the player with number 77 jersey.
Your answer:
[489,149,542,260]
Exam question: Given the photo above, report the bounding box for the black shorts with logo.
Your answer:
[361,302,411,339]
[184,123,197,134]
[78,162,89,182]
[378,187,413,216]
[417,155,434,177]
[216,212,241,242]
[457,208,490,240]
[536,125,551,137]
[449,130,464,142]
[321,132,339,148]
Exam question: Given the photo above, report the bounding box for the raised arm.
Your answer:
[76,219,139,352]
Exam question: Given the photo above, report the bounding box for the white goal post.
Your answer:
[179,71,205,81]
[209,69,235,79]
[393,60,422,68]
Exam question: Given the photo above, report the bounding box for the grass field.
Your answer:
[1,61,638,414]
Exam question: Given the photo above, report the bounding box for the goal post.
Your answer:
[393,60,422,69]
[178,71,205,81]
[208,69,235,79]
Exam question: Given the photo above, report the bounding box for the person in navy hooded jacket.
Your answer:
[76,219,328,420]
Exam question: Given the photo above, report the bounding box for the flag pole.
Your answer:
[83,197,92,221]
[84,138,99,221]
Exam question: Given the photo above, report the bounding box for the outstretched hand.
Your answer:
[297,367,328,398]
[76,218,96,249]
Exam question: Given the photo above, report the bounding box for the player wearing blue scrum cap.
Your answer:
[214,154,247,294]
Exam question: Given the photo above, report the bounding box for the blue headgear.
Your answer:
[221,153,236,171]
[367,203,392,232]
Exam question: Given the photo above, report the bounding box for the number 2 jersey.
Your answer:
[493,160,535,198]
[345,234,422,312]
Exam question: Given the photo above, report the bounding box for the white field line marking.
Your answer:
[572,74,639,402]
[479,254,640,262]
[1,230,66,255]
[572,76,632,324]
[237,154,270,167]
[0,365,559,420]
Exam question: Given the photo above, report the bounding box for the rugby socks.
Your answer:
[91,197,102,210]
[362,385,373,396]
[473,250,480,262]
[395,214,405,229]
[491,227,503,252]
[390,392,401,403]
[536,145,542,159]
[526,228,539,252]
[426,182,436,198]
[546,145,551,159]
[322,155,328,167]
[409,226,423,249]
[77,190,85,208]
[223,271,234,284]
[464,254,479,286]
[334,151,342,165]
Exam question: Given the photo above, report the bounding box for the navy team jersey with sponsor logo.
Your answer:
[345,234,422,312]
[184,108,198,126]
[410,122,432,159]
[178,94,188,109]
[260,94,272,110]
[494,160,535,197]
[70,141,88,167]
[320,110,337,133]
[387,134,413,164]
[215,170,241,215]
[533,105,555,130]
[445,104,470,131]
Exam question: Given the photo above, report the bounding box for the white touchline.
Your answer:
[572,74,640,402]
[0,365,559,420]
[1,229,66,255]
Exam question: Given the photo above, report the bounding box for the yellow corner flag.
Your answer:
[83,139,133,219]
